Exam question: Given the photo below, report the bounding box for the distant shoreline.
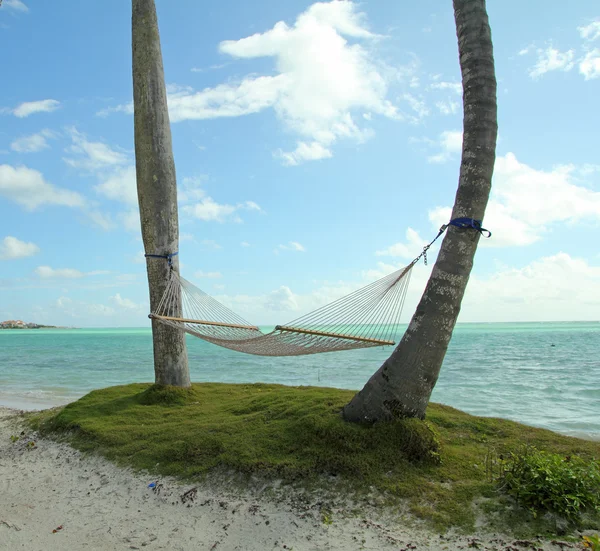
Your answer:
[0,326,75,330]
[0,321,599,331]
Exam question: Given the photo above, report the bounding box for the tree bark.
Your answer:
[343,0,497,422]
[132,0,190,387]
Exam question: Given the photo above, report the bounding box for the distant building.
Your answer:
[0,319,43,329]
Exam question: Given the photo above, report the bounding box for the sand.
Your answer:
[0,407,590,551]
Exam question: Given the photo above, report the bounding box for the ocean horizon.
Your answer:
[1,321,599,441]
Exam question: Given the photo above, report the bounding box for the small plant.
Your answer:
[320,507,333,525]
[496,447,600,521]
[10,435,19,443]
[583,533,600,551]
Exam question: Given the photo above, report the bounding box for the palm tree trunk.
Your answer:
[132,0,190,387]
[343,0,497,422]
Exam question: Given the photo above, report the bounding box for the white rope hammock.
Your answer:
[146,218,491,357]
[149,263,414,357]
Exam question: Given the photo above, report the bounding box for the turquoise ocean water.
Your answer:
[0,322,598,440]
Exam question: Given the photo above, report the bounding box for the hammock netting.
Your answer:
[149,263,414,357]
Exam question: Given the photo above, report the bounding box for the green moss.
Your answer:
[29,383,600,535]
[137,384,198,405]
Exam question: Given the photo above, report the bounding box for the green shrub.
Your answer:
[582,533,600,551]
[497,447,600,521]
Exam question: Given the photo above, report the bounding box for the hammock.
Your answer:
[148,218,490,357]
[149,263,414,357]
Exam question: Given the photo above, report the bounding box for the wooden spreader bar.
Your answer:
[151,314,259,331]
[275,325,395,346]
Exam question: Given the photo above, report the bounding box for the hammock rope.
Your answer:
[147,218,490,357]
[150,263,412,356]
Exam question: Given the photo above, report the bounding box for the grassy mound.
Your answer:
[30,382,600,534]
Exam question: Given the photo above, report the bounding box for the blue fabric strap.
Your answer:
[447,218,492,238]
[144,251,179,267]
[412,217,492,266]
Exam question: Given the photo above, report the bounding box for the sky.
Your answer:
[1,0,599,327]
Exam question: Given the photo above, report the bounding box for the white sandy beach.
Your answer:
[0,407,591,551]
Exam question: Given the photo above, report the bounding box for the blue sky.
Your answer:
[1,0,599,327]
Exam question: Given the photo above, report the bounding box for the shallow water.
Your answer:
[0,322,598,439]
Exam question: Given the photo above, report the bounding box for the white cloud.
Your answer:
[0,236,40,260]
[408,136,435,147]
[190,63,229,73]
[183,197,261,223]
[277,241,306,253]
[376,228,426,259]
[87,270,111,277]
[275,141,333,166]
[195,270,222,279]
[64,128,128,170]
[179,176,208,203]
[528,46,575,79]
[578,164,600,177]
[56,296,72,309]
[177,175,261,223]
[63,131,139,232]
[579,49,600,80]
[164,80,281,122]
[13,99,60,117]
[430,81,462,95]
[3,0,29,11]
[462,253,600,321]
[119,209,141,233]
[493,153,600,222]
[435,100,460,115]
[103,1,403,164]
[241,241,251,247]
[35,266,111,279]
[86,210,116,231]
[401,93,429,121]
[216,250,600,325]
[10,129,56,153]
[521,22,600,82]
[95,165,138,206]
[183,198,236,222]
[58,130,140,232]
[427,130,462,163]
[265,286,299,311]
[579,20,600,42]
[428,153,600,248]
[244,200,262,212]
[429,78,461,117]
[87,303,116,317]
[96,103,134,118]
[110,293,141,310]
[35,266,85,279]
[86,161,139,232]
[53,296,117,320]
[0,164,86,210]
